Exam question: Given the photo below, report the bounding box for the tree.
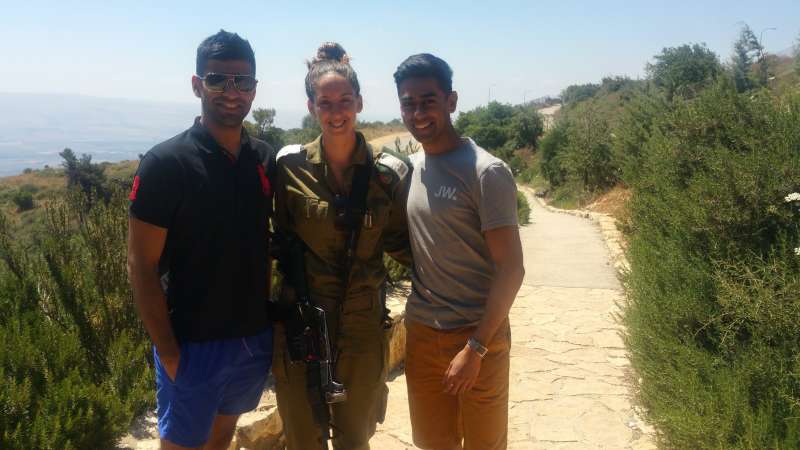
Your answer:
[454,102,516,150]
[562,102,616,192]
[560,83,600,104]
[250,107,284,149]
[600,76,634,93]
[301,113,321,132]
[646,43,721,99]
[511,107,544,149]
[539,123,569,187]
[252,107,276,134]
[731,25,763,92]
[59,148,108,200]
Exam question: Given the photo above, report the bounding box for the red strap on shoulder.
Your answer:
[256,164,272,197]
[129,176,141,201]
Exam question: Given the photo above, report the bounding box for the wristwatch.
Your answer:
[467,337,488,359]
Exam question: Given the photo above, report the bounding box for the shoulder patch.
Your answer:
[376,152,409,180]
[277,144,303,162]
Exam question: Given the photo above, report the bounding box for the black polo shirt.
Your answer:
[129,119,275,342]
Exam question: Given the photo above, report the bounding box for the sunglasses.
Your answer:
[199,73,258,93]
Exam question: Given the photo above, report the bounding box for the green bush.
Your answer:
[611,86,671,185]
[59,148,108,201]
[0,188,152,449]
[384,254,411,288]
[539,122,569,188]
[560,101,617,192]
[561,83,600,104]
[516,191,530,225]
[455,102,544,153]
[537,102,618,200]
[623,80,800,448]
[12,191,34,212]
[646,43,722,100]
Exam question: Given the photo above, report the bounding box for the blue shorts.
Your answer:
[154,327,273,448]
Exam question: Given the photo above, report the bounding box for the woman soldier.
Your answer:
[272,43,412,450]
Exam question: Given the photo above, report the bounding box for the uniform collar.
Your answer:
[190,116,252,157]
[305,131,369,166]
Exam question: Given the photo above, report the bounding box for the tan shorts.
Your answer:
[405,318,511,450]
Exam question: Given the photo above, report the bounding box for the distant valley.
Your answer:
[0,93,307,176]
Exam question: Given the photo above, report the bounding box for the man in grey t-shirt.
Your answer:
[394,54,525,450]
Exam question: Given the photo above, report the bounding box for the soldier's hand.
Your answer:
[442,345,482,395]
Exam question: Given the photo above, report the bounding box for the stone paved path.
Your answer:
[371,188,656,449]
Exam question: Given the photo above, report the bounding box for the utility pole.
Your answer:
[759,27,776,58]
[758,27,776,85]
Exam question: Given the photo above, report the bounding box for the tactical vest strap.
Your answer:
[340,150,373,288]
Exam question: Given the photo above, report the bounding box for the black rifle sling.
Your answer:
[340,149,373,292]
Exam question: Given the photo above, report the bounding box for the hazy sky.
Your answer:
[2,0,799,128]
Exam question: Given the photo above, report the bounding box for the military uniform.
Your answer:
[272,132,411,450]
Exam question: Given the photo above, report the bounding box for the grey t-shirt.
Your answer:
[406,138,518,329]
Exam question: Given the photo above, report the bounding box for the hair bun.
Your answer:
[309,42,350,66]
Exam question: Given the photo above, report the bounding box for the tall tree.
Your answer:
[646,43,721,100]
[252,107,276,134]
[511,107,544,149]
[250,107,284,149]
[59,148,107,200]
[731,25,763,92]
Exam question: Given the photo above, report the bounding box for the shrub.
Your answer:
[384,255,411,288]
[510,107,544,149]
[12,191,34,212]
[646,43,722,100]
[19,184,39,194]
[560,101,617,192]
[560,83,600,104]
[539,122,569,188]
[0,187,152,449]
[455,102,516,151]
[516,191,530,225]
[624,80,800,448]
[59,148,108,201]
[611,86,671,186]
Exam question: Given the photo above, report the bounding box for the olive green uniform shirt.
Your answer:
[274,132,411,314]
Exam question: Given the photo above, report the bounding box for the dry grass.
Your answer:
[104,160,139,181]
[0,170,64,192]
[358,125,407,142]
[586,185,631,220]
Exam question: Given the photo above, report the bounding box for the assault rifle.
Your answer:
[279,233,347,449]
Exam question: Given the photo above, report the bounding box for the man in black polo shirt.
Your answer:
[127,30,274,450]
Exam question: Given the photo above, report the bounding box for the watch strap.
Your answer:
[467,337,488,358]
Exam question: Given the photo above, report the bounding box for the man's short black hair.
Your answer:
[393,53,453,93]
[196,30,256,76]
